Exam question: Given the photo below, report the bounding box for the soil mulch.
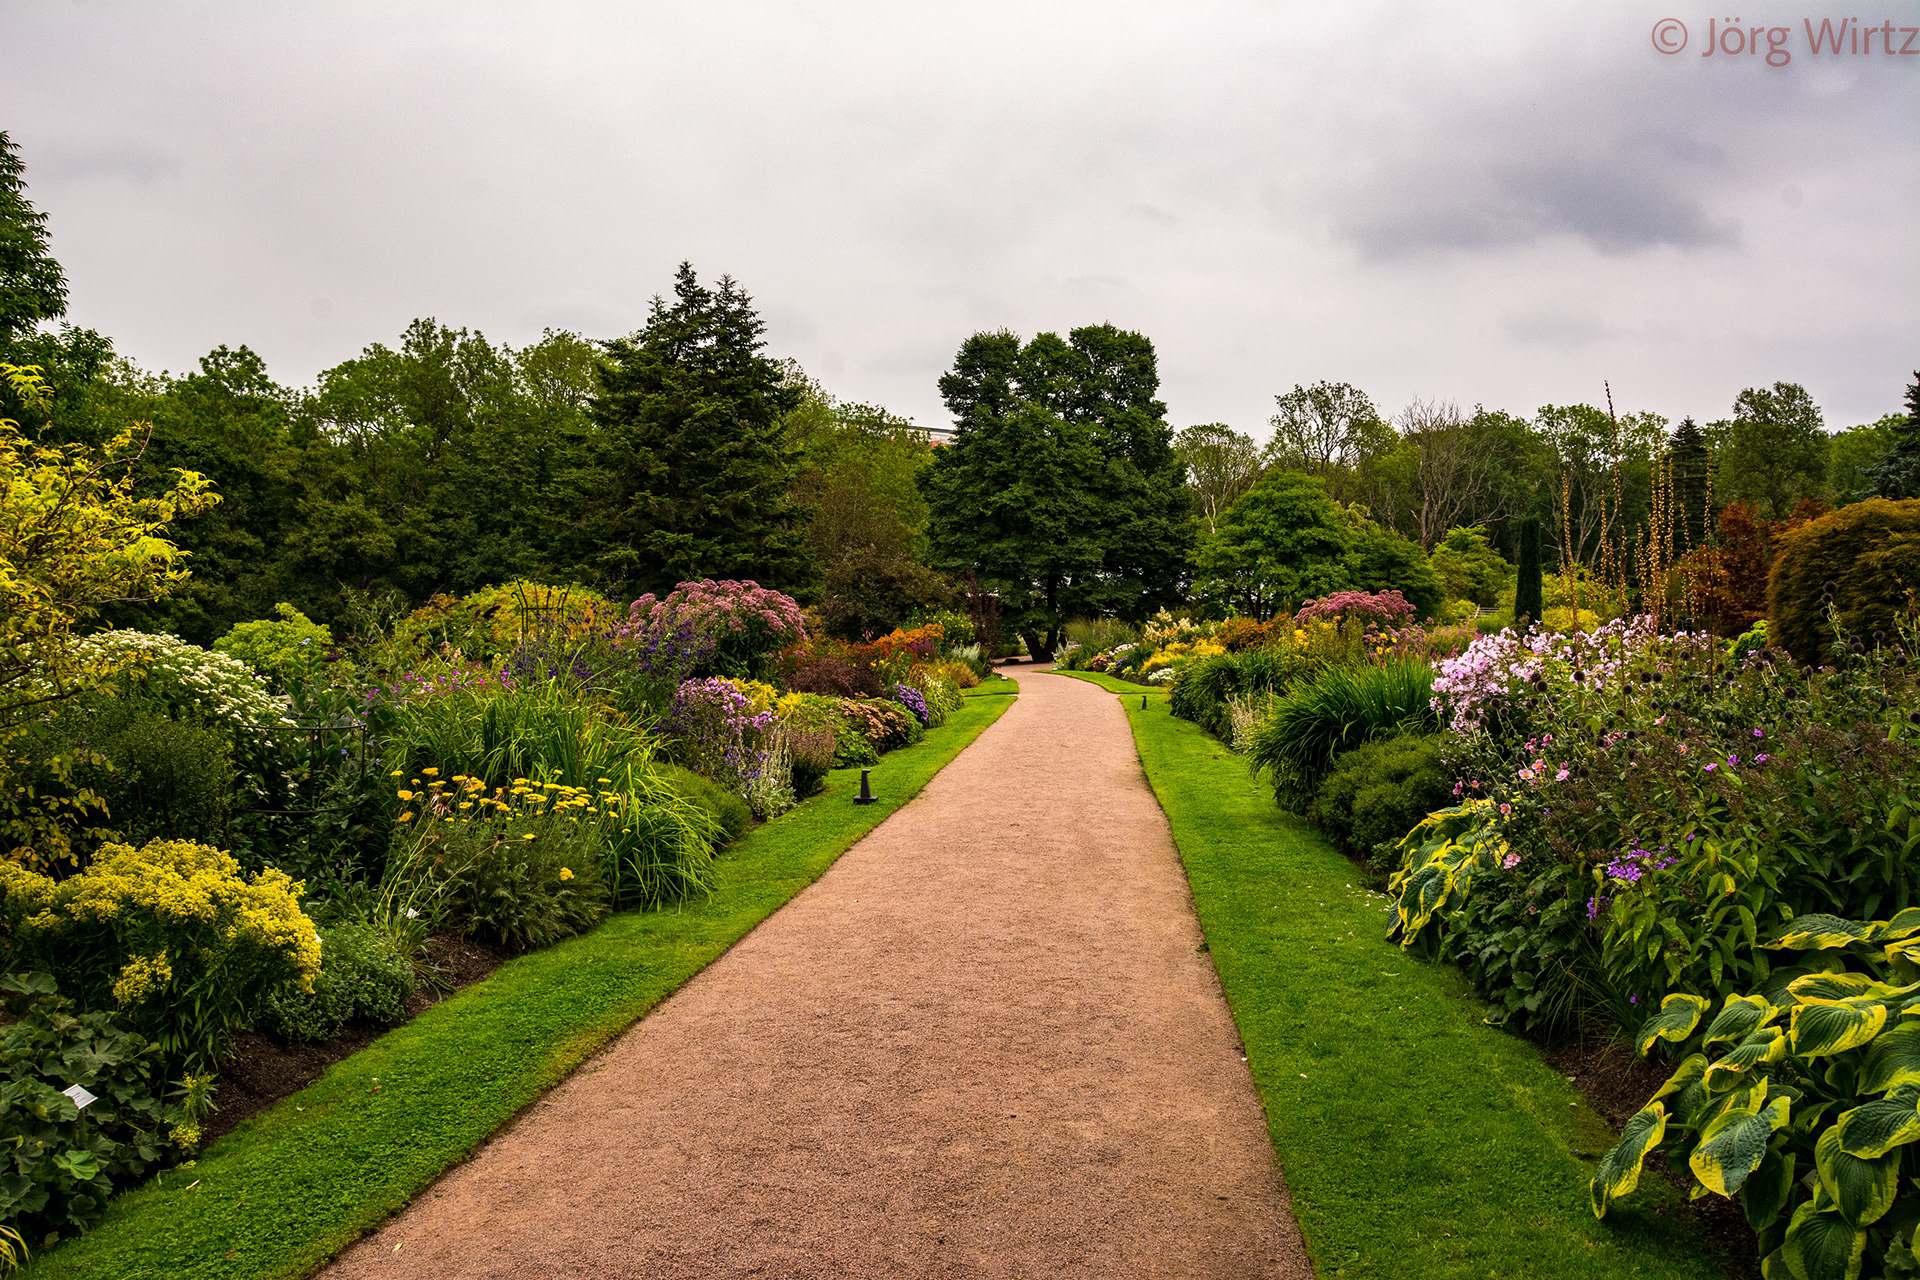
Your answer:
[202,932,509,1146]
[1547,1033,1760,1280]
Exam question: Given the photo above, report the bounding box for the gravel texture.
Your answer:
[325,670,1312,1278]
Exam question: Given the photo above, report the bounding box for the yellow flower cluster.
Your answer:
[111,949,173,1008]
[0,837,322,995]
[394,770,617,835]
[720,677,782,714]
[1141,638,1227,673]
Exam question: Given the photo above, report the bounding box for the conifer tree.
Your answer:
[0,132,67,349]
[568,264,808,596]
[1868,370,1920,500]
[1514,517,1543,625]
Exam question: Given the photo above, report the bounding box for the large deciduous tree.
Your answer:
[1173,423,1262,536]
[568,264,808,597]
[1718,381,1828,521]
[922,325,1191,659]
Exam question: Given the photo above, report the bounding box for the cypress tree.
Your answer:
[1670,416,1712,548]
[1514,517,1543,626]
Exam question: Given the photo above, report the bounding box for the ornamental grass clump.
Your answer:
[0,839,320,1075]
[1245,658,1438,802]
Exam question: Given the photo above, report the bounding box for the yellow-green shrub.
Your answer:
[1767,498,1920,665]
[0,839,320,1072]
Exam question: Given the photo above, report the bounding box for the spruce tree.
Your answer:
[0,131,68,348]
[1514,517,1543,626]
[569,264,808,596]
[1868,370,1920,500]
[1669,416,1712,548]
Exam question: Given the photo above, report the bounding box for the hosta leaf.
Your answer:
[1859,1021,1920,1094]
[1833,1087,1920,1159]
[1637,992,1712,1057]
[1761,965,1821,1010]
[1652,1053,1709,1102]
[1782,1199,1867,1280]
[1866,907,1920,943]
[1703,1028,1789,1091]
[1770,915,1873,951]
[1741,1149,1796,1233]
[1393,864,1451,939]
[1590,1102,1666,1218]
[1813,1125,1899,1228]
[1791,1000,1889,1058]
[1788,973,1880,1002]
[1704,994,1778,1048]
[1691,1095,1791,1197]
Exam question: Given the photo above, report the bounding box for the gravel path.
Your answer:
[325,669,1312,1279]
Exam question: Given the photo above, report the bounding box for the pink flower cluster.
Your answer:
[620,580,806,650]
[1430,617,1710,734]
[1296,590,1414,627]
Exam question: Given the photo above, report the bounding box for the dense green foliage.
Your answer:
[1591,912,1920,1278]
[255,922,415,1043]
[1245,659,1439,801]
[0,133,67,344]
[1514,517,1543,625]
[1308,733,1453,875]
[1766,499,1920,665]
[922,326,1192,658]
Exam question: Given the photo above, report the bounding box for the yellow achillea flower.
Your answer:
[523,833,536,840]
[397,812,415,823]
[559,867,574,881]
[422,767,438,776]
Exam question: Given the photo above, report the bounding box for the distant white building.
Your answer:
[918,424,957,447]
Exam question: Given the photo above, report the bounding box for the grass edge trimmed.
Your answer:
[26,685,1016,1280]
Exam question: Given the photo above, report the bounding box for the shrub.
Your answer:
[1296,590,1414,628]
[927,658,979,690]
[656,764,752,843]
[620,579,805,682]
[786,727,836,798]
[1169,645,1318,739]
[1245,659,1438,802]
[212,603,334,690]
[1588,910,1920,1279]
[1726,618,1770,660]
[840,699,915,753]
[0,973,207,1247]
[1309,733,1453,874]
[787,654,886,699]
[0,839,320,1074]
[396,581,620,667]
[255,921,415,1043]
[1767,497,1920,665]
[65,631,291,733]
[1429,526,1509,607]
[947,643,991,679]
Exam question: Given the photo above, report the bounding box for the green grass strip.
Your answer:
[29,688,1015,1280]
[965,672,1021,697]
[1052,668,1167,698]
[1120,694,1724,1280]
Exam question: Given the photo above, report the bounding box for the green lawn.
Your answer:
[1122,696,1726,1280]
[966,672,1021,697]
[29,687,1014,1280]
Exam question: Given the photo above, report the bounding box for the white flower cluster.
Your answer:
[72,630,294,729]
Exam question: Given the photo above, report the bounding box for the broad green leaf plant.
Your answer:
[1591,910,1920,1280]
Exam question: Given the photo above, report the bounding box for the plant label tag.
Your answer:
[62,1084,97,1110]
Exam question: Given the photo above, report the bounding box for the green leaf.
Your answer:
[1637,992,1711,1057]
[1651,1053,1709,1102]
[1813,1125,1899,1228]
[1833,1087,1920,1159]
[1741,1149,1796,1233]
[1703,1027,1789,1091]
[1590,1102,1667,1218]
[1788,973,1880,1002]
[1781,1199,1866,1280]
[1770,915,1873,951]
[1691,1094,1791,1197]
[1791,1000,1889,1058]
[51,1148,100,1181]
[1867,907,1920,943]
[1860,1021,1920,1094]
[1704,993,1778,1048]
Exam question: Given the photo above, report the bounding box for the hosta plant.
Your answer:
[1589,910,1920,1280]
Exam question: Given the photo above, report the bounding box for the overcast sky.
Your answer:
[4,2,1916,433]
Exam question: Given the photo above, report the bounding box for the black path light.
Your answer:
[853,767,877,805]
